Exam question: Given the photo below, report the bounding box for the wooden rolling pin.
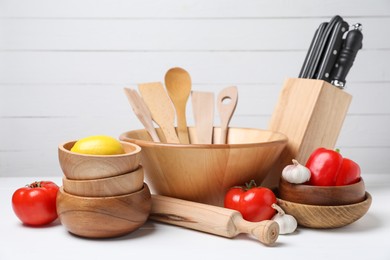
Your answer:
[150,195,279,246]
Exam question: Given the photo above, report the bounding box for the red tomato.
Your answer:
[224,181,276,222]
[12,181,59,226]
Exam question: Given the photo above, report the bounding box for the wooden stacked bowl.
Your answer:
[277,178,372,228]
[56,140,152,238]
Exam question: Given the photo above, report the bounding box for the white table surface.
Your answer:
[1,175,389,260]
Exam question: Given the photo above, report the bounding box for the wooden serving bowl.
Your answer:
[62,166,144,197]
[277,192,372,229]
[119,127,287,206]
[278,178,366,206]
[56,183,151,238]
[58,140,141,180]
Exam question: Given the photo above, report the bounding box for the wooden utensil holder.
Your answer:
[263,78,352,189]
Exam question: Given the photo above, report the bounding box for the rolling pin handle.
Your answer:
[233,218,279,246]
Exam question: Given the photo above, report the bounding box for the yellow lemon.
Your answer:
[71,135,125,155]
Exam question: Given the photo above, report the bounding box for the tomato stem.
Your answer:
[245,180,257,190]
[28,181,41,188]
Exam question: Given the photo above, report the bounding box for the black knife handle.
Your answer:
[299,22,327,78]
[316,20,349,82]
[331,24,363,88]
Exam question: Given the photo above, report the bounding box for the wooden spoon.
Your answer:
[138,82,180,144]
[216,86,238,144]
[123,88,160,142]
[164,67,191,144]
[191,91,214,144]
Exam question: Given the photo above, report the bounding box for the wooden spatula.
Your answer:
[123,88,160,142]
[191,91,214,144]
[138,82,180,144]
[216,86,238,144]
[150,194,279,246]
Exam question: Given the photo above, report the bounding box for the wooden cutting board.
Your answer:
[263,78,352,188]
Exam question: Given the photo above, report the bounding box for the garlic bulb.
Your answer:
[271,204,297,234]
[282,159,311,184]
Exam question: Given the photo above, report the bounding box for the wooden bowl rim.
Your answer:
[277,191,372,209]
[119,127,288,149]
[59,140,141,158]
[62,165,143,183]
[280,177,364,191]
[59,183,149,200]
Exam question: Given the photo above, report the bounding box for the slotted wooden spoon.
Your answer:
[138,82,180,144]
[164,67,191,144]
[191,91,214,144]
[123,88,160,142]
[216,86,238,144]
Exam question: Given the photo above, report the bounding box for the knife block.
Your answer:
[262,78,352,189]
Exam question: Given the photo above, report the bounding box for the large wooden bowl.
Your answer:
[278,178,366,206]
[277,192,372,229]
[62,166,144,197]
[58,140,141,180]
[119,127,287,206]
[56,184,151,238]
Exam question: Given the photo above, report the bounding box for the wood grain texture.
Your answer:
[150,194,279,245]
[138,82,180,144]
[278,178,366,206]
[56,184,151,238]
[216,86,238,144]
[277,192,372,229]
[58,141,141,180]
[120,127,287,206]
[62,166,144,197]
[191,91,214,144]
[263,78,352,188]
[123,87,160,142]
[164,67,191,144]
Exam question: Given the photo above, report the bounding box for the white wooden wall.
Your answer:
[1,0,389,179]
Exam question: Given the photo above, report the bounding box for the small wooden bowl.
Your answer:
[120,127,287,206]
[58,140,141,180]
[56,183,151,238]
[277,192,372,229]
[62,166,144,197]
[278,178,366,206]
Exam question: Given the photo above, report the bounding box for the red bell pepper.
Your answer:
[335,158,361,186]
[305,148,361,186]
